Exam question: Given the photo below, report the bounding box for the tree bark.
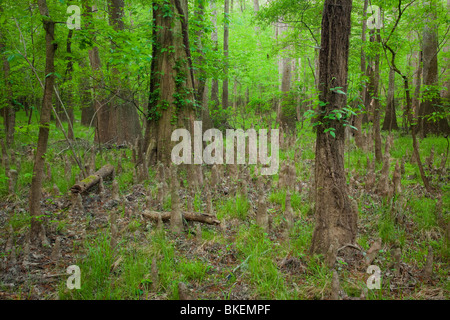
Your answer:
[418,0,450,136]
[30,0,57,244]
[382,67,399,131]
[222,0,230,110]
[144,0,196,166]
[310,0,357,255]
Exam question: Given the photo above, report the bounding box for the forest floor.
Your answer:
[0,111,449,300]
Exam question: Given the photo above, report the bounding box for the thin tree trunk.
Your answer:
[0,5,15,146]
[210,0,219,114]
[382,67,399,131]
[369,30,383,163]
[30,0,57,244]
[354,0,368,148]
[222,0,230,110]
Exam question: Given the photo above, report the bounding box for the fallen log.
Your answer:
[142,210,221,226]
[70,164,115,194]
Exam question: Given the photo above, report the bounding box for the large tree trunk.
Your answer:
[418,0,450,136]
[382,67,399,131]
[310,0,357,255]
[30,0,57,244]
[144,0,196,166]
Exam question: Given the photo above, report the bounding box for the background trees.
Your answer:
[0,0,449,299]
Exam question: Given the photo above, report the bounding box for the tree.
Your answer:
[354,0,369,149]
[0,4,15,146]
[106,0,142,145]
[29,0,57,244]
[310,0,357,255]
[382,67,399,131]
[368,29,383,163]
[418,0,450,136]
[144,0,196,165]
[210,0,220,114]
[222,0,230,110]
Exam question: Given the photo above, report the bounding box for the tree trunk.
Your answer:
[442,0,450,109]
[382,67,399,131]
[210,0,219,116]
[83,2,110,144]
[354,0,368,149]
[278,21,295,130]
[222,0,230,110]
[63,29,75,140]
[418,0,450,136]
[368,30,383,163]
[107,0,142,145]
[310,0,357,255]
[144,0,196,166]
[30,0,57,244]
[194,0,212,132]
[0,6,15,146]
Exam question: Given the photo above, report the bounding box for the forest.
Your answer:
[0,0,449,301]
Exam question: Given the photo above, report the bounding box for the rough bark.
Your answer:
[418,1,450,136]
[310,0,357,255]
[144,0,196,165]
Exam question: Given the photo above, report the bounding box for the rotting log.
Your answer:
[142,210,220,226]
[70,164,114,194]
